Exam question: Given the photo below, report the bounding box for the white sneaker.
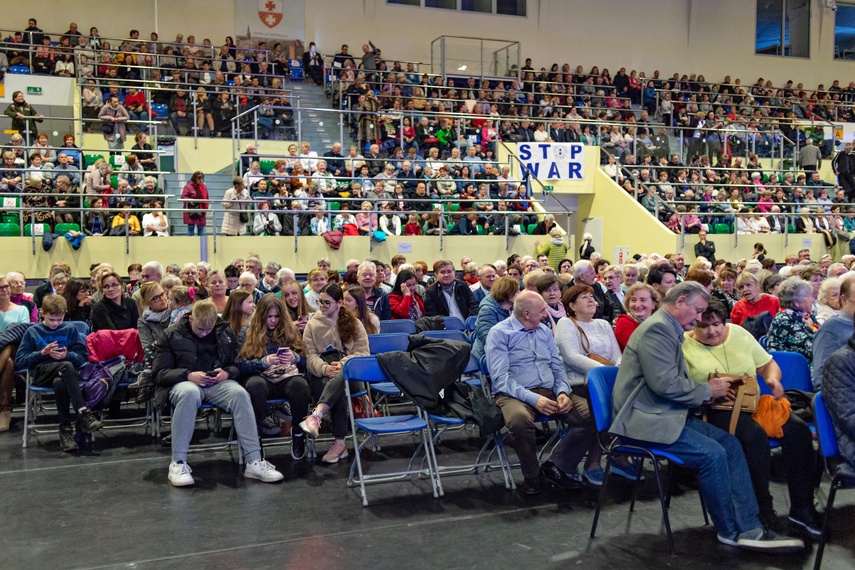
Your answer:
[244,459,284,483]
[168,461,195,487]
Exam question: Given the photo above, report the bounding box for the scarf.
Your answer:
[783,308,820,333]
[143,307,171,324]
[545,303,566,321]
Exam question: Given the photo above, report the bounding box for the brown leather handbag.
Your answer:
[707,371,760,434]
[570,317,613,366]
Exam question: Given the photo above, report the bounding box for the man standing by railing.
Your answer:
[833,142,855,200]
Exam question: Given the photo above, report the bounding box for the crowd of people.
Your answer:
[0,244,852,552]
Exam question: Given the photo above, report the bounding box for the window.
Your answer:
[755,0,810,57]
[834,3,855,60]
[389,0,526,16]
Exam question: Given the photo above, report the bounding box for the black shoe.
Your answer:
[760,508,782,533]
[59,428,78,453]
[540,461,583,490]
[291,433,306,460]
[521,476,543,495]
[79,410,103,433]
[789,508,824,537]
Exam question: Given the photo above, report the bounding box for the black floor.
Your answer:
[2,409,854,570]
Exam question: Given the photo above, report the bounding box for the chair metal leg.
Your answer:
[629,457,646,512]
[590,452,615,539]
[814,477,840,570]
[651,458,676,556]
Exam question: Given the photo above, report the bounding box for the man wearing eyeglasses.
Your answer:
[258,262,281,295]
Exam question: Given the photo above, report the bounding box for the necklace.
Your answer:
[702,342,730,373]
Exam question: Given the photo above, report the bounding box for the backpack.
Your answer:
[741,311,772,340]
[82,357,128,410]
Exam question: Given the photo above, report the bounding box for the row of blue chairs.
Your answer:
[377,316,476,335]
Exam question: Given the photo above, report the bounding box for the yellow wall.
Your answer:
[679,233,845,265]
[0,235,562,279]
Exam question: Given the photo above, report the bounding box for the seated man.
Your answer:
[15,294,101,452]
[812,272,855,390]
[486,291,596,494]
[424,260,479,319]
[151,300,283,487]
[612,281,803,552]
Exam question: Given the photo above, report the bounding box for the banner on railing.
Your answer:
[517,143,585,181]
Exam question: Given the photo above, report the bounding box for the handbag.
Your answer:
[708,371,760,434]
[570,317,612,366]
[101,122,114,135]
[239,211,249,224]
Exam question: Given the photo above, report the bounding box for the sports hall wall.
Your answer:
[29,0,847,87]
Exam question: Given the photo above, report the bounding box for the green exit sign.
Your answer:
[26,86,42,96]
[543,185,554,192]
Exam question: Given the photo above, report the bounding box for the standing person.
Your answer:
[15,295,101,452]
[798,138,821,173]
[152,301,283,486]
[221,177,250,236]
[694,229,716,263]
[4,91,44,145]
[299,284,370,463]
[181,171,209,236]
[534,228,569,272]
[98,96,130,152]
[237,295,311,459]
[579,233,595,260]
[611,281,803,552]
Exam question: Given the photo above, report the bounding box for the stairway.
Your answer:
[286,81,346,154]
[162,173,235,235]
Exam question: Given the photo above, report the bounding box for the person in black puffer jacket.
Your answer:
[821,335,855,476]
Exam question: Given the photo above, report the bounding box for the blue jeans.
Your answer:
[187,223,205,236]
[169,380,261,463]
[129,110,149,133]
[640,416,761,538]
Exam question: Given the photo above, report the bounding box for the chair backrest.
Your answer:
[379,319,417,334]
[443,316,466,331]
[586,366,620,433]
[343,356,389,384]
[368,333,410,354]
[465,316,477,333]
[769,351,812,392]
[69,321,90,336]
[420,329,468,343]
[813,392,840,459]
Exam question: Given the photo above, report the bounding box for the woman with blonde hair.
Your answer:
[237,294,311,459]
[278,278,312,333]
[614,283,659,351]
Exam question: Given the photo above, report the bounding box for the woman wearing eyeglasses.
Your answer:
[299,284,369,464]
[90,272,139,332]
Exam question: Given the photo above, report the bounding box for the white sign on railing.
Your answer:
[517,143,585,181]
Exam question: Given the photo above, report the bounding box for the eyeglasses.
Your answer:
[103,282,122,290]
[151,293,166,302]
[0,285,9,291]
[265,271,277,276]
[317,299,335,307]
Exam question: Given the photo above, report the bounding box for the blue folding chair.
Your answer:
[379,320,417,334]
[587,366,707,555]
[465,316,477,334]
[812,392,855,570]
[366,333,411,413]
[443,316,466,331]
[344,356,443,506]
[768,351,813,392]
[68,321,90,336]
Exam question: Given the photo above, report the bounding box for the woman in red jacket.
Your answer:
[181,171,209,236]
[614,283,659,351]
[388,269,425,320]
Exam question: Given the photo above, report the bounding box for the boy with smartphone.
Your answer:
[15,294,100,452]
[152,300,283,487]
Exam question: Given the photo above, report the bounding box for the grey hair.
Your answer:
[239,271,258,286]
[357,260,376,275]
[142,261,164,277]
[777,276,813,310]
[818,277,841,306]
[572,260,593,279]
[662,280,710,307]
[266,261,282,272]
[276,267,296,286]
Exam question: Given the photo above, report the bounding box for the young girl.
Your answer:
[343,285,379,335]
[303,268,328,311]
[237,294,311,459]
[278,279,312,333]
[168,286,195,326]
[221,289,254,337]
[403,213,422,236]
[299,284,370,463]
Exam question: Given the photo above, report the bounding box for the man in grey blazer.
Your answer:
[611,281,803,553]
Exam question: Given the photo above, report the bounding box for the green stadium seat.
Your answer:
[0,223,20,236]
[788,224,796,234]
[260,160,275,174]
[446,223,454,233]
[84,154,104,167]
[24,223,50,236]
[110,174,119,189]
[527,224,538,234]
[329,202,341,211]
[449,203,460,212]
[714,223,729,234]
[476,225,485,235]
[55,223,81,234]
[1,214,17,225]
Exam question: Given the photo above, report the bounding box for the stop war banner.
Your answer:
[517,143,586,181]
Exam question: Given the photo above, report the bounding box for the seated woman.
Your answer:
[303,268,328,312]
[278,278,312,334]
[151,300,283,486]
[141,201,169,236]
[614,283,659,352]
[0,275,29,431]
[299,284,370,464]
[237,294,311,459]
[90,272,140,332]
[472,276,519,360]
[388,269,425,321]
[730,272,780,326]
[222,289,255,338]
[816,277,842,326]
[62,278,93,323]
[767,277,818,363]
[554,284,636,485]
[536,274,565,333]
[138,281,171,359]
[206,270,228,314]
[344,285,379,335]
[682,299,820,533]
[712,267,739,315]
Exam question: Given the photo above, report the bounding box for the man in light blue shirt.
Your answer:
[485,290,595,495]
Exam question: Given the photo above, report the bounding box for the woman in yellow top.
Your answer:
[110,201,141,235]
[681,298,820,535]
